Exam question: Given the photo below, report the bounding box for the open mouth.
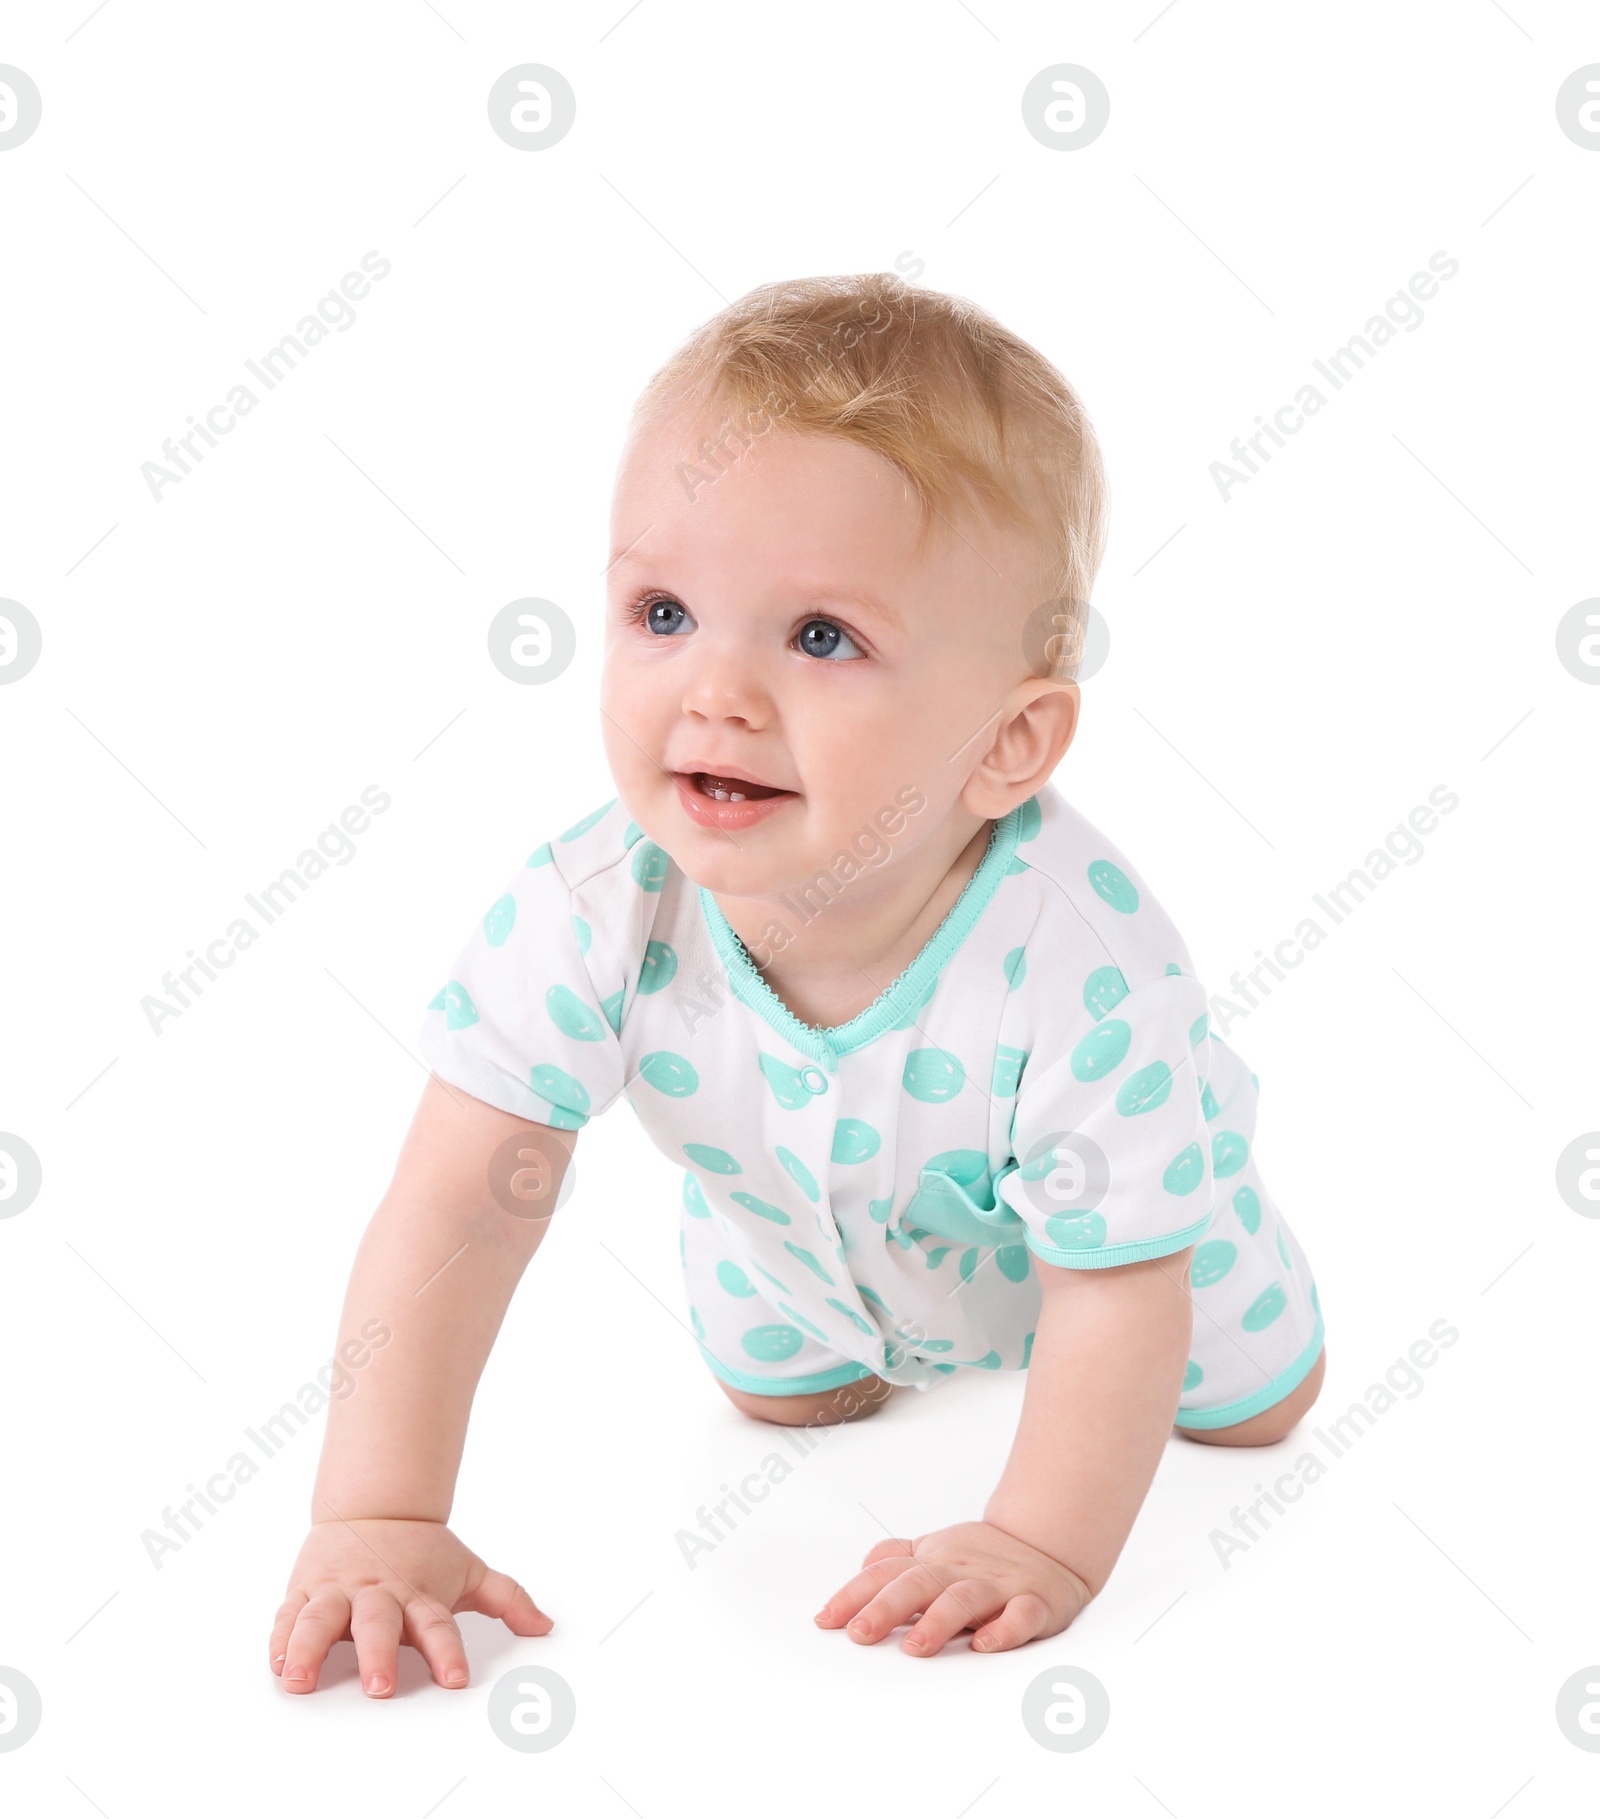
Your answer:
[682,770,793,803]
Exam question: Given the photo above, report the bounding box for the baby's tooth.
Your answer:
[728,791,745,802]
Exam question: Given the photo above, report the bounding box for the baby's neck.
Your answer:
[714,815,995,1031]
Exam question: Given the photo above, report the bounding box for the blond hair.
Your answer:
[628,272,1108,678]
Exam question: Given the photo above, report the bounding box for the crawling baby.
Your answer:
[270,271,1326,1694]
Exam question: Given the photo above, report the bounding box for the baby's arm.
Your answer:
[269,1074,574,1695]
[816,1245,1195,1655]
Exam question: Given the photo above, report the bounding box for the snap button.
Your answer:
[799,1065,828,1095]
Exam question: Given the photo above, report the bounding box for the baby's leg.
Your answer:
[714,1372,896,1428]
[1175,1344,1326,1447]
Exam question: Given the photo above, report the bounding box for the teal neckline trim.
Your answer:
[698,802,1025,1066]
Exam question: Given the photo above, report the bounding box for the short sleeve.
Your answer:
[995,969,1217,1269]
[417,836,631,1131]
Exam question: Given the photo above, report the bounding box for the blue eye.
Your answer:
[797,618,865,661]
[634,595,693,635]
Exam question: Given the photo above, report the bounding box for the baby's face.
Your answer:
[600,397,1050,900]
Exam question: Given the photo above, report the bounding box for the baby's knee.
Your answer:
[716,1371,894,1428]
[1178,1345,1326,1448]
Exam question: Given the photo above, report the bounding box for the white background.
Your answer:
[2,0,1597,1812]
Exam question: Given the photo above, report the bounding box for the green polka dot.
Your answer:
[867,1196,894,1224]
[638,939,677,993]
[546,982,606,1042]
[826,1297,875,1335]
[1083,965,1129,1019]
[1190,1240,1237,1288]
[731,1190,790,1224]
[958,1246,980,1283]
[1004,855,1029,876]
[1199,1081,1221,1120]
[601,986,624,1033]
[560,799,616,841]
[856,1283,891,1311]
[1071,1019,1131,1082]
[1163,1142,1205,1195]
[526,842,554,868]
[1183,1360,1203,1390]
[1015,795,1042,842]
[1087,858,1139,913]
[758,1051,814,1110]
[716,1260,756,1297]
[784,1241,835,1284]
[903,1048,965,1103]
[630,840,668,891]
[639,1050,697,1096]
[1002,946,1027,990]
[1166,962,1182,975]
[529,1063,589,1129]
[573,919,593,960]
[622,821,644,848]
[1190,1012,1209,1047]
[689,1305,704,1340]
[925,1246,952,1268]
[776,1301,829,1342]
[831,1119,880,1164]
[1242,1283,1287,1331]
[1020,1331,1035,1368]
[742,1323,802,1363]
[996,1244,1031,1282]
[483,894,516,946]
[919,1338,954,1353]
[428,980,479,1030]
[1116,1060,1173,1116]
[992,1044,1026,1096]
[931,1362,957,1374]
[1044,1210,1106,1250]
[684,1143,740,1174]
[1233,1185,1261,1234]
[776,1146,820,1202]
[956,1349,1002,1370]
[1276,1226,1291,1268]
[926,1148,988,1188]
[1212,1131,1249,1177]
[682,1172,710,1218]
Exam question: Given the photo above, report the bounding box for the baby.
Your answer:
[269,272,1327,1694]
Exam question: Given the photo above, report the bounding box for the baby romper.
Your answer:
[418,783,1325,1430]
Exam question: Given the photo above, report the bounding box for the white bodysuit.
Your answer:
[418,783,1324,1428]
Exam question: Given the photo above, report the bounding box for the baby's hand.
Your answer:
[813,1520,1092,1656]
[270,1518,551,1696]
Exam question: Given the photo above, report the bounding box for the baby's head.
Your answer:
[600,272,1107,901]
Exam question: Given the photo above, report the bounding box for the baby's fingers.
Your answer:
[281,1590,352,1693]
[405,1597,470,1689]
[813,1554,915,1629]
[269,1590,308,1675]
[457,1566,553,1638]
[350,1586,405,1697]
[971,1590,1058,1653]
